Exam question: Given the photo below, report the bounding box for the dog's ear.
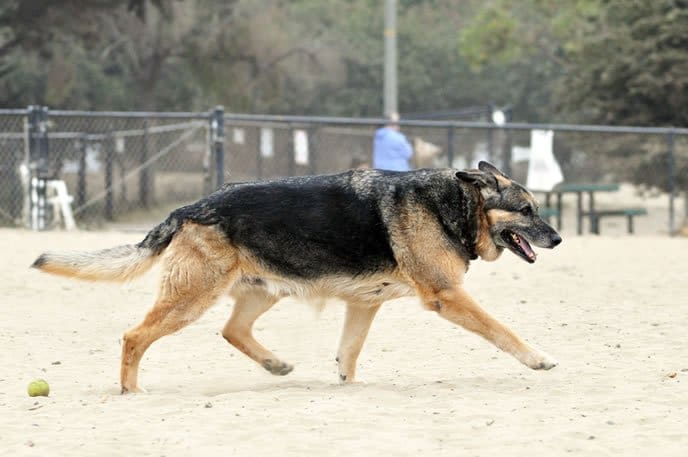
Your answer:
[455,169,498,189]
[478,161,509,179]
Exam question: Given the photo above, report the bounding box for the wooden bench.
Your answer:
[588,208,648,234]
[544,183,621,234]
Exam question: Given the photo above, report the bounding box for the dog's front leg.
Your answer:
[336,303,381,383]
[422,287,557,370]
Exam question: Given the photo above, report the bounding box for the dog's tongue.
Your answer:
[516,235,536,261]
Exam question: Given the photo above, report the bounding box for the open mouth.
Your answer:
[502,230,537,263]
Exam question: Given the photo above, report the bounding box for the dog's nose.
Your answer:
[550,233,562,247]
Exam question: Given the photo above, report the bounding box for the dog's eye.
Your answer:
[520,206,532,216]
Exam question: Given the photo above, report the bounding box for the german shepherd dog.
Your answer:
[32,161,561,393]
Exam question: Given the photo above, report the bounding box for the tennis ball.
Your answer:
[27,379,50,397]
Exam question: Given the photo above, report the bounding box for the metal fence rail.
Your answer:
[222,114,687,235]
[0,106,221,230]
[0,107,685,235]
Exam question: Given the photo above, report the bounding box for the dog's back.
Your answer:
[160,169,481,279]
[183,172,398,278]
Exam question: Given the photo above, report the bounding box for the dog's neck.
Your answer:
[473,190,504,262]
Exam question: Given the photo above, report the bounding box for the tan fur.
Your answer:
[384,204,556,373]
[120,223,238,392]
[222,287,291,375]
[387,205,468,287]
[116,222,418,391]
[679,223,688,237]
[495,174,512,189]
[34,245,159,282]
[487,209,521,225]
[416,287,554,370]
[336,303,382,382]
[476,203,503,262]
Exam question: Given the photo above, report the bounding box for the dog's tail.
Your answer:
[31,216,181,282]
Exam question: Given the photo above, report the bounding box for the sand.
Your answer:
[1,228,687,456]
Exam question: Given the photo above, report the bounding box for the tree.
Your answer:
[558,0,688,126]
[459,0,688,233]
[558,0,688,232]
[457,0,603,122]
[0,0,174,109]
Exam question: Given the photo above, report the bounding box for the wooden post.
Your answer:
[104,135,114,220]
[77,134,87,207]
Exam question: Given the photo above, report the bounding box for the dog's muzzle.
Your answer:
[501,230,561,264]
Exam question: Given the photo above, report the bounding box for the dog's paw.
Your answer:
[262,359,294,376]
[121,385,147,394]
[337,373,363,385]
[523,350,558,371]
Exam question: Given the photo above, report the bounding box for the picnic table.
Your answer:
[545,183,620,235]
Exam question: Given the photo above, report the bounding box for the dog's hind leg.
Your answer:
[120,272,236,393]
[336,303,381,383]
[120,224,238,393]
[422,286,558,370]
[222,288,293,376]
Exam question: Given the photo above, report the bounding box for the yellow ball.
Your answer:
[27,379,50,397]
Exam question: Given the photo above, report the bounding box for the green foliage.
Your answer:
[0,0,686,129]
[559,0,688,126]
[456,0,606,122]
[459,7,519,71]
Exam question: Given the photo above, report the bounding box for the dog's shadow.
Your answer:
[101,372,549,398]
[200,379,370,397]
[198,374,536,397]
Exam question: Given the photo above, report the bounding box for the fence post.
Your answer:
[256,126,263,179]
[485,129,494,169]
[28,105,50,230]
[446,125,454,168]
[77,134,87,207]
[27,105,39,229]
[6,126,22,220]
[308,126,317,175]
[212,106,225,188]
[288,124,295,177]
[104,135,114,220]
[139,120,150,208]
[667,131,675,236]
[486,104,494,167]
[502,129,512,176]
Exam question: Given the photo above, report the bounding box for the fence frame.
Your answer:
[222,113,687,236]
[0,107,222,228]
[1,107,686,234]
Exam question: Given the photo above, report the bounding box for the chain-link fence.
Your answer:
[49,111,211,225]
[0,110,27,226]
[222,114,687,236]
[0,107,686,235]
[0,107,216,230]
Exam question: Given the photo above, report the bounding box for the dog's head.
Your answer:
[456,161,562,263]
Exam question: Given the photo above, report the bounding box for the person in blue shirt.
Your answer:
[373,112,413,171]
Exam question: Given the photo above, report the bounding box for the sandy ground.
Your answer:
[1,228,687,456]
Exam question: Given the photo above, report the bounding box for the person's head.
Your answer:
[385,111,400,131]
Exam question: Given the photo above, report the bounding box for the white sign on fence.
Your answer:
[293,129,309,165]
[233,128,245,145]
[115,135,125,154]
[260,127,274,158]
[527,129,563,191]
